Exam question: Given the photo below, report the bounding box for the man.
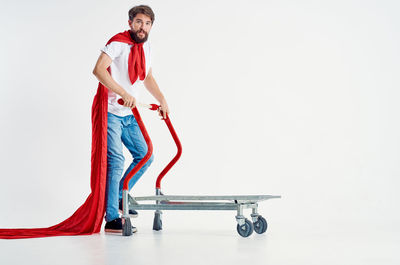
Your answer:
[92,5,169,234]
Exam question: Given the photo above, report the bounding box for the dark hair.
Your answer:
[128,5,155,24]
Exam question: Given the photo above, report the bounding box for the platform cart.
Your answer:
[117,100,281,237]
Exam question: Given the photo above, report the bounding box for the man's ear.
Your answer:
[128,20,133,26]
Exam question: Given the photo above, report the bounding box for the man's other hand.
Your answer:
[159,100,170,119]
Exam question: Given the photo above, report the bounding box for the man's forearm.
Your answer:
[143,70,170,117]
[93,68,128,97]
[144,75,166,103]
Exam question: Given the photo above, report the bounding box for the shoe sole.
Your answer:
[105,229,122,233]
[105,228,138,234]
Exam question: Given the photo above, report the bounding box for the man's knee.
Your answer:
[147,154,154,165]
[137,148,154,162]
[138,153,154,167]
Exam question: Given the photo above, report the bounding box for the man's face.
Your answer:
[129,13,152,43]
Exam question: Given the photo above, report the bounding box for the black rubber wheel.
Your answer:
[122,217,133,236]
[236,218,254,237]
[261,216,268,233]
[153,212,163,231]
[253,216,268,234]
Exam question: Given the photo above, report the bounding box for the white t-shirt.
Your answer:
[101,41,151,117]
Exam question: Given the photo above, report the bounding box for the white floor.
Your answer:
[0,210,398,265]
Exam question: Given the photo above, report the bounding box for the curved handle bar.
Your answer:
[117,99,182,190]
[155,117,182,189]
[117,99,153,191]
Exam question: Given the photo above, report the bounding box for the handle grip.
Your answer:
[117,98,159,111]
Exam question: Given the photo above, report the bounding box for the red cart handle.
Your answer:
[155,111,182,189]
[117,99,153,191]
[117,99,182,190]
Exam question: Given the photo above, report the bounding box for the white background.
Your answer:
[0,0,399,264]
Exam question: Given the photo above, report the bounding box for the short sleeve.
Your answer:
[100,42,124,60]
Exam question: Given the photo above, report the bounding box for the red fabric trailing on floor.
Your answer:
[0,31,144,239]
[0,83,108,239]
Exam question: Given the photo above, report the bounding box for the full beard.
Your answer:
[129,29,149,43]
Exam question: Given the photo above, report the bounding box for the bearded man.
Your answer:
[92,5,169,234]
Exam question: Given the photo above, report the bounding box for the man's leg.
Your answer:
[105,113,125,222]
[118,115,154,200]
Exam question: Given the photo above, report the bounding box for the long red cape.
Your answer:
[0,31,145,239]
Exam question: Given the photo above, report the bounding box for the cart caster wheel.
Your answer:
[153,211,162,231]
[122,217,133,236]
[253,216,268,234]
[236,218,254,237]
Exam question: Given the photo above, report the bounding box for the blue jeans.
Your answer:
[105,112,154,222]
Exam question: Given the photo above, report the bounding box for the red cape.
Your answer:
[0,31,145,239]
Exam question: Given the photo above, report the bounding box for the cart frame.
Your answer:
[117,100,281,237]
